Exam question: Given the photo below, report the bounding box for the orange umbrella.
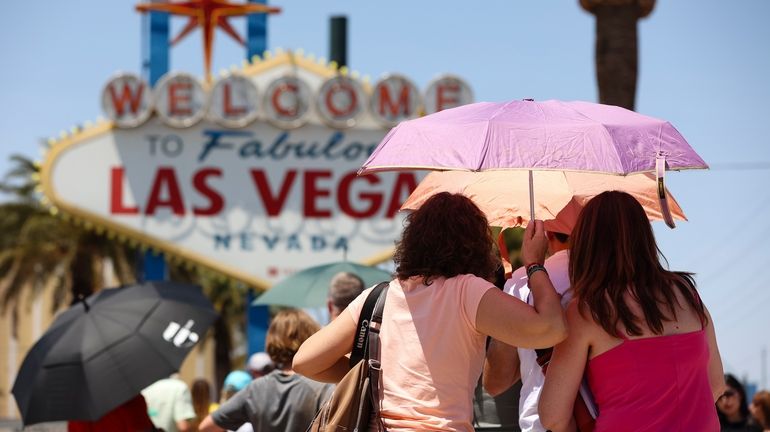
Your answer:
[401,170,686,233]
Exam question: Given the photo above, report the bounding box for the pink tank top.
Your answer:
[586,328,719,432]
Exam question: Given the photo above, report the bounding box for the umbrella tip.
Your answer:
[78,294,90,312]
[523,98,534,101]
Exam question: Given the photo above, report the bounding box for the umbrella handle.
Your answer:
[656,155,676,229]
[529,170,535,223]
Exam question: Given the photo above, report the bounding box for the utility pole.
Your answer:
[579,0,655,111]
[762,346,767,390]
[140,1,169,282]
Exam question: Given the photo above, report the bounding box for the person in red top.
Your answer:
[538,191,726,432]
[68,394,156,432]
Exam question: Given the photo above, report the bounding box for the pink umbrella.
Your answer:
[360,99,708,227]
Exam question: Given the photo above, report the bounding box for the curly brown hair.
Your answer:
[266,309,320,368]
[752,391,770,429]
[394,192,498,283]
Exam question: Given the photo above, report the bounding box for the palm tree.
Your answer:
[0,155,138,315]
[580,0,656,110]
[1,153,250,389]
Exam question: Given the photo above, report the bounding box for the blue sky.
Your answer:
[2,1,770,386]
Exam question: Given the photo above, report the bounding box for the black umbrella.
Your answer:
[12,281,218,425]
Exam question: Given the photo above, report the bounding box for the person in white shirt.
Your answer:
[483,227,572,432]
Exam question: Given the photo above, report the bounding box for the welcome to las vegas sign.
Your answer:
[40,50,473,289]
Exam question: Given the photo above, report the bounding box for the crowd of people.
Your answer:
[67,191,769,431]
[293,191,758,432]
[716,374,770,432]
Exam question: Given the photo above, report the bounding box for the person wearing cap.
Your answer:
[219,370,252,404]
[246,352,274,380]
[483,223,574,432]
[327,271,365,320]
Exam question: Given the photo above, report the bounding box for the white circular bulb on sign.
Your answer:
[153,73,209,128]
[316,76,366,129]
[370,74,422,128]
[262,76,312,129]
[424,74,474,114]
[209,74,260,128]
[101,73,153,128]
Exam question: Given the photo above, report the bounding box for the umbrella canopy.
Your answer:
[252,261,392,308]
[360,99,707,228]
[12,281,217,425]
[360,99,707,175]
[402,171,687,232]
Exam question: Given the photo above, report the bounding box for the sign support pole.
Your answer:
[247,0,268,58]
[140,3,169,281]
[247,0,270,359]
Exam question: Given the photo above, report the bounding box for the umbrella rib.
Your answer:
[135,332,180,375]
[478,100,517,171]
[77,300,162,363]
[132,299,188,374]
[558,101,628,173]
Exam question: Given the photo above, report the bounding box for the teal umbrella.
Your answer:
[252,262,393,308]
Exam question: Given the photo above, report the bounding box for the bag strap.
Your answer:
[367,283,388,429]
[349,281,389,368]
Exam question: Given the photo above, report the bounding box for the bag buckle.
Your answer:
[368,359,382,371]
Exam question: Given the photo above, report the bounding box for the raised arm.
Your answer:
[293,310,358,383]
[539,301,590,432]
[483,339,521,396]
[476,221,567,349]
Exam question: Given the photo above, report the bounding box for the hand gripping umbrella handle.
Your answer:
[656,155,676,229]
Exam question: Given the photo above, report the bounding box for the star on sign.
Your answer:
[136,0,281,82]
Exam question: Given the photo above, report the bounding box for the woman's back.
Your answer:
[346,275,494,432]
[584,288,719,431]
[539,191,724,432]
[294,193,567,431]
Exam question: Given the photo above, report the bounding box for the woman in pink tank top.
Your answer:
[538,191,726,432]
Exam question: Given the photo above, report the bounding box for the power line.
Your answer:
[682,194,770,271]
[713,288,770,333]
[709,162,770,171]
[696,221,770,288]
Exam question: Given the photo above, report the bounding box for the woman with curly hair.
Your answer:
[294,192,566,431]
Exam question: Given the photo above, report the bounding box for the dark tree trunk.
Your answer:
[70,242,96,303]
[593,4,640,110]
[213,310,232,396]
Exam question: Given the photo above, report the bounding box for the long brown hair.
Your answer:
[394,192,498,284]
[569,191,706,336]
[191,378,212,422]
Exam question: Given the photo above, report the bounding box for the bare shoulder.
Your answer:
[565,299,590,325]
[564,299,601,341]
